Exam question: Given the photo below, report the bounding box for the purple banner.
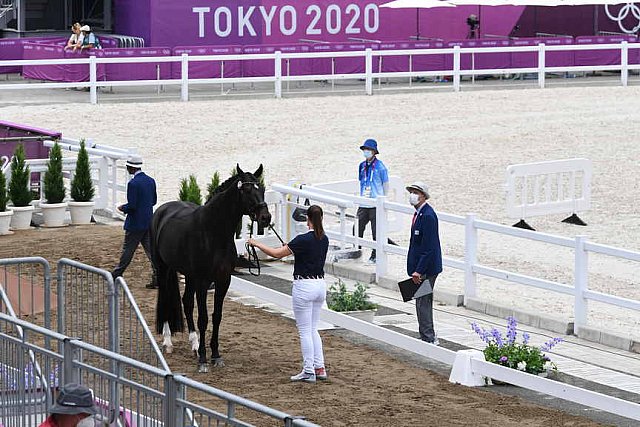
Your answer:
[172,45,244,79]
[0,120,59,160]
[379,41,445,73]
[575,35,638,66]
[510,37,574,68]
[103,47,172,81]
[22,44,106,82]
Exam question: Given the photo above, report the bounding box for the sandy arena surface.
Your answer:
[1,86,639,337]
[0,225,608,426]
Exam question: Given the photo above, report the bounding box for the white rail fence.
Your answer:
[2,42,640,103]
[1,137,133,219]
[268,183,640,335]
[230,275,640,422]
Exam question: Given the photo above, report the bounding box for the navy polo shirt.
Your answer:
[287,231,329,277]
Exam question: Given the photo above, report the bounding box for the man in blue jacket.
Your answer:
[406,181,442,344]
[112,155,157,288]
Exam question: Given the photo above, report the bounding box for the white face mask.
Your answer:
[408,193,420,206]
[76,416,94,427]
[362,150,374,160]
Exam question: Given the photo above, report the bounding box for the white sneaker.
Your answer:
[290,371,316,383]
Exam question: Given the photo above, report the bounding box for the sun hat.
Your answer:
[406,181,430,199]
[49,383,97,416]
[359,139,379,154]
[125,155,143,169]
[80,25,90,32]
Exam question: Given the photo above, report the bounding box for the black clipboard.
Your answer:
[397,277,432,302]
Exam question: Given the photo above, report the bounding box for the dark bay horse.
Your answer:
[152,165,271,372]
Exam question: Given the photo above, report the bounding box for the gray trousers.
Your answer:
[416,275,438,343]
[112,229,156,283]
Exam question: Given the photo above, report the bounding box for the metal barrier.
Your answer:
[0,313,319,427]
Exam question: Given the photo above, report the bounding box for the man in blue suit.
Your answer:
[406,182,442,344]
[112,155,158,288]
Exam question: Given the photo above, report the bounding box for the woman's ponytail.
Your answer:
[307,205,325,240]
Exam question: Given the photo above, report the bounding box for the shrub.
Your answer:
[471,316,562,375]
[70,139,95,202]
[206,171,221,203]
[178,174,202,205]
[43,141,65,204]
[8,144,32,207]
[0,168,7,212]
[328,280,377,312]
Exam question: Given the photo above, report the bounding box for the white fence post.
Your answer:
[375,196,388,282]
[97,157,108,210]
[621,41,628,87]
[574,235,589,328]
[365,48,373,95]
[274,50,282,99]
[464,213,478,303]
[453,45,461,92]
[89,55,97,105]
[537,43,546,89]
[180,53,189,102]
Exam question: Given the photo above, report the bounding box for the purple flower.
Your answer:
[499,356,508,363]
[541,337,564,352]
[491,328,504,348]
[506,316,518,345]
[543,355,550,361]
[522,332,530,345]
[471,322,492,345]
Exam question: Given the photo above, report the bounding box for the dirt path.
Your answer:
[0,224,604,426]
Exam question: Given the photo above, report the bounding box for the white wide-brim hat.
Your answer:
[125,155,143,169]
[406,181,430,199]
[80,25,90,32]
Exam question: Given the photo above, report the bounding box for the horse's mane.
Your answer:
[205,170,262,204]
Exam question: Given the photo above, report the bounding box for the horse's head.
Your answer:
[235,164,272,228]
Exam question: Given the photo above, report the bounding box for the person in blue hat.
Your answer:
[357,138,389,264]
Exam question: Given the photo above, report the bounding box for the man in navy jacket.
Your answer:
[112,155,157,288]
[406,181,442,344]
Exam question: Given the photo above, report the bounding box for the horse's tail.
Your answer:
[155,260,184,334]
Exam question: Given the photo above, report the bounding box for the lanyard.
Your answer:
[361,158,377,183]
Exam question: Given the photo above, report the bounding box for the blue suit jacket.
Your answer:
[407,203,443,277]
[121,172,157,232]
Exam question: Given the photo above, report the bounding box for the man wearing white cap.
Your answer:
[79,25,101,51]
[112,155,157,288]
[406,182,442,345]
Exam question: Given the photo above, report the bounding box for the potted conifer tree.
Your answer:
[41,141,67,227]
[69,140,95,225]
[0,166,13,235]
[8,144,34,230]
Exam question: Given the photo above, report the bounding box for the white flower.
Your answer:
[517,361,527,371]
[544,361,552,371]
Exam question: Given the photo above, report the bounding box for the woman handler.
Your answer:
[248,205,329,383]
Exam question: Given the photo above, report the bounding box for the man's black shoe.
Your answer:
[145,283,158,289]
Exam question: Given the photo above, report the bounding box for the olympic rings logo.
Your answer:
[605,4,640,34]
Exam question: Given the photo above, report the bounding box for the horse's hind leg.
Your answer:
[195,284,210,373]
[210,275,231,368]
[182,279,198,355]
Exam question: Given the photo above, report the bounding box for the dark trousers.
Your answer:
[356,207,397,260]
[112,229,156,283]
[416,275,438,343]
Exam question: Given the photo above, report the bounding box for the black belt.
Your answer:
[294,275,324,280]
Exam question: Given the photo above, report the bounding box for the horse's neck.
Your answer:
[200,189,243,236]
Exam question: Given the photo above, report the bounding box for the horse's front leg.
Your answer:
[182,280,198,355]
[196,285,209,373]
[210,275,231,368]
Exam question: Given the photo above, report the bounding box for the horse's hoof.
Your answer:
[212,357,225,368]
[164,345,173,354]
[193,350,198,358]
[198,363,209,373]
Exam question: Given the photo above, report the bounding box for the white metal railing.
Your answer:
[2,42,640,103]
[270,183,640,333]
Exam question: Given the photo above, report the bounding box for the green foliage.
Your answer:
[206,171,221,202]
[70,139,95,202]
[0,168,7,212]
[178,174,202,205]
[8,144,32,207]
[472,317,562,376]
[43,141,66,204]
[327,280,377,312]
